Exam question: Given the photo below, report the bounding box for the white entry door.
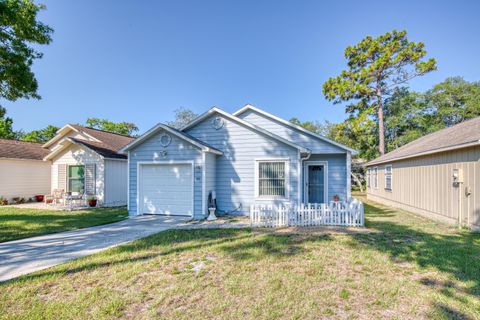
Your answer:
[140,163,193,216]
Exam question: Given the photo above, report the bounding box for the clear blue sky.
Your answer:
[6,0,480,133]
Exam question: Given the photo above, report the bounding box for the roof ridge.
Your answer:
[0,138,45,145]
[69,124,134,138]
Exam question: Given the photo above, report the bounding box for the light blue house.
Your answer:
[119,105,357,218]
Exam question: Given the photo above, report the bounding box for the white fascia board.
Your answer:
[118,123,223,155]
[233,104,358,155]
[181,107,310,154]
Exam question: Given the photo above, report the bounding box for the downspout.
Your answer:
[298,150,311,205]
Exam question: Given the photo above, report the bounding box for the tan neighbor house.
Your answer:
[0,139,51,201]
[366,117,480,230]
[43,124,134,206]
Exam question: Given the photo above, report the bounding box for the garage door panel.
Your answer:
[141,164,193,216]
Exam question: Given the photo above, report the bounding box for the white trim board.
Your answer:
[304,161,328,204]
[233,104,357,154]
[180,107,310,154]
[119,123,223,155]
[136,160,195,217]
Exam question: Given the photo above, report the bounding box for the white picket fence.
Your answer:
[250,199,364,227]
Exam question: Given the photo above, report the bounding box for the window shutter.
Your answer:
[58,164,67,191]
[85,164,96,195]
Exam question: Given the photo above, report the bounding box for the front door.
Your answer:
[308,165,325,203]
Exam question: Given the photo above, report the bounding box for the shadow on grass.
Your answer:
[2,228,332,285]
[350,201,480,319]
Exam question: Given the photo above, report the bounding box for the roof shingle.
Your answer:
[368,116,480,165]
[0,139,49,160]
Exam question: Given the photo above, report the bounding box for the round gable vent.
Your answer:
[159,133,172,147]
[212,116,224,130]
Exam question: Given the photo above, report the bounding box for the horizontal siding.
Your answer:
[304,154,347,202]
[128,129,203,216]
[104,160,128,207]
[51,145,105,203]
[238,109,346,153]
[205,153,217,214]
[186,112,300,214]
[0,159,51,200]
[367,146,480,229]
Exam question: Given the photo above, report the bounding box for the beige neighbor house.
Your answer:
[366,117,480,230]
[0,139,51,201]
[43,124,134,206]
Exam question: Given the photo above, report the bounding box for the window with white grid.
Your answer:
[257,161,287,197]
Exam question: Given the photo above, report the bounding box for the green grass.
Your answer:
[0,207,128,242]
[1,198,479,319]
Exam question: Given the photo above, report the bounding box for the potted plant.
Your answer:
[87,196,97,207]
[333,194,340,203]
[35,195,44,202]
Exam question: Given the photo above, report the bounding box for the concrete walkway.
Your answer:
[0,215,191,282]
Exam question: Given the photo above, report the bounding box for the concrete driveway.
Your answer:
[0,215,190,282]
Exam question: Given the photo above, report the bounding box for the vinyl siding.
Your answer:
[104,159,128,207]
[0,159,51,200]
[186,112,300,214]
[303,154,348,203]
[237,109,346,153]
[367,146,480,229]
[50,144,105,203]
[128,129,203,217]
[204,152,217,214]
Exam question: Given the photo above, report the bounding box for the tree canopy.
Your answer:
[20,124,58,143]
[316,77,480,160]
[166,107,198,129]
[85,118,139,136]
[0,0,53,108]
[0,106,16,139]
[323,30,436,155]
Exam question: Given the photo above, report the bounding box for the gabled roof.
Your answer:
[118,123,224,154]
[180,107,311,154]
[69,138,129,159]
[43,124,134,161]
[0,139,49,160]
[233,104,357,154]
[367,116,480,166]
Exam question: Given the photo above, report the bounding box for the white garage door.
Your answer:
[140,163,193,216]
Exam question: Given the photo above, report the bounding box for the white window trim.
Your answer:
[366,168,370,189]
[67,164,85,193]
[373,166,378,189]
[304,161,328,204]
[136,160,195,217]
[384,165,392,191]
[254,158,290,200]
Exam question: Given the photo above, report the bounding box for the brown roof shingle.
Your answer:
[368,116,480,165]
[0,139,49,160]
[69,125,134,151]
[69,138,129,159]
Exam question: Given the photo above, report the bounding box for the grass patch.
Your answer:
[0,198,479,319]
[0,207,128,242]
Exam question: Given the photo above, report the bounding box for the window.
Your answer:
[373,167,378,189]
[366,169,371,188]
[385,165,392,191]
[256,161,287,198]
[68,165,85,193]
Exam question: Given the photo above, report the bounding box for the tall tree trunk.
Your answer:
[377,94,385,155]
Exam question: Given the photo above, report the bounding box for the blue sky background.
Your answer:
[6,0,480,133]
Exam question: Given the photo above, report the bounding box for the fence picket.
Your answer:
[250,200,364,228]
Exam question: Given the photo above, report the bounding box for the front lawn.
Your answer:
[0,207,128,243]
[1,198,479,319]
